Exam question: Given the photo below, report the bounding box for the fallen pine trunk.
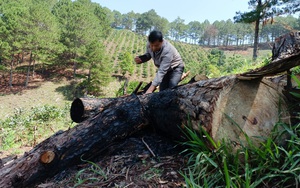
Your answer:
[0,32,299,187]
[72,76,291,145]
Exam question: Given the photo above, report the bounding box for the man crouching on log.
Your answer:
[134,30,185,94]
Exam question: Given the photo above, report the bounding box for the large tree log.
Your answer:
[0,32,299,187]
[80,76,291,142]
[71,76,290,141]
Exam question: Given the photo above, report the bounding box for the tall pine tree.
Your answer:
[234,0,300,61]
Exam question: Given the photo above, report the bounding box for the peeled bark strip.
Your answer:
[239,31,300,79]
[238,53,300,79]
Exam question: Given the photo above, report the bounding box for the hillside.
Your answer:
[0,29,273,157]
[0,29,270,156]
[103,29,272,82]
[0,29,272,120]
[103,29,156,82]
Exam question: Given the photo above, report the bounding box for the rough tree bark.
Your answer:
[0,31,299,188]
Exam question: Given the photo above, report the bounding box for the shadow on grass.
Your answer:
[55,81,85,101]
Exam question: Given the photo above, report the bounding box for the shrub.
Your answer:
[115,80,147,96]
[0,103,72,150]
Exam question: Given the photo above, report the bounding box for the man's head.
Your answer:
[148,30,163,52]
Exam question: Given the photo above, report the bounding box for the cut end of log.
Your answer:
[70,98,85,123]
[40,151,55,164]
[211,78,290,149]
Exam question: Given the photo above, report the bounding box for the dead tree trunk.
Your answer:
[0,32,299,187]
[148,77,290,141]
[71,76,290,143]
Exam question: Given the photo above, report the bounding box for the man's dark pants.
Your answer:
[159,65,184,91]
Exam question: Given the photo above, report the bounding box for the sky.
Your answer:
[91,0,251,23]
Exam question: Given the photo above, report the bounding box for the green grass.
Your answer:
[0,80,72,155]
[0,78,123,153]
[180,122,300,187]
[0,103,73,151]
[0,81,70,120]
[224,48,272,61]
[73,157,108,187]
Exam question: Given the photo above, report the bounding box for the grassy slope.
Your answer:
[0,81,69,120]
[0,78,125,120]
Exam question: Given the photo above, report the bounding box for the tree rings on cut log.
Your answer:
[40,151,55,164]
[211,77,290,149]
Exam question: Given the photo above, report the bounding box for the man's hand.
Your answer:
[134,56,142,64]
[145,85,157,94]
